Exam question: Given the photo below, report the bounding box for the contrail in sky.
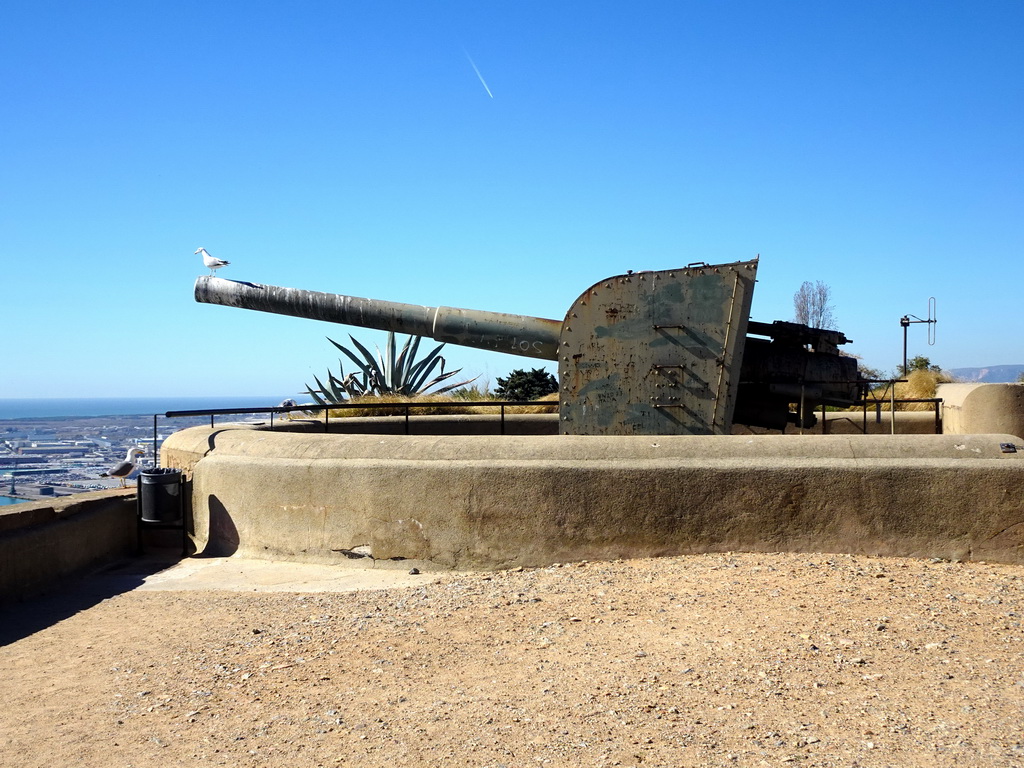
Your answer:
[463,49,493,98]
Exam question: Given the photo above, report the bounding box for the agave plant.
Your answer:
[304,332,477,405]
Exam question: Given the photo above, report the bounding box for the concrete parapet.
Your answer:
[0,489,137,603]
[195,408,940,444]
[939,383,1024,439]
[161,428,1024,570]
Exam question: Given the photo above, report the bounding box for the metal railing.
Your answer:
[148,390,945,465]
[152,400,558,461]
[851,378,942,434]
[853,397,943,434]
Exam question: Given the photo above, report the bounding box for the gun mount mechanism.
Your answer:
[195,259,861,435]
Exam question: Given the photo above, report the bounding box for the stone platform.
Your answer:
[161,426,1024,569]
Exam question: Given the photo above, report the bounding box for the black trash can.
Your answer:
[140,468,182,523]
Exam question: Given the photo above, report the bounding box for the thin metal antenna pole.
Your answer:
[900,299,937,374]
[901,316,910,375]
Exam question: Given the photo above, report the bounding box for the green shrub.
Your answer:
[494,368,559,401]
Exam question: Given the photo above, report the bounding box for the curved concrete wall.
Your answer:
[939,383,1024,439]
[162,428,1024,569]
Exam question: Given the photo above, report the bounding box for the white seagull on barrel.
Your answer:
[195,247,229,274]
[101,447,146,488]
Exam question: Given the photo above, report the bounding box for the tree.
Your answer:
[906,355,941,374]
[494,368,559,401]
[792,280,836,330]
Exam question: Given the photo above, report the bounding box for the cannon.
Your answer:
[195,259,861,435]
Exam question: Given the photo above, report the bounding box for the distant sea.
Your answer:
[0,397,285,420]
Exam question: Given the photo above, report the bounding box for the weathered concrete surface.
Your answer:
[162,428,1024,570]
[131,556,441,592]
[0,489,137,603]
[940,383,1024,439]
[224,409,941,439]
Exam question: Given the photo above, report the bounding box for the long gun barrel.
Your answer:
[195,276,562,360]
[195,260,860,436]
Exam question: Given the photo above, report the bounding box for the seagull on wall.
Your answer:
[196,247,230,274]
[101,447,146,488]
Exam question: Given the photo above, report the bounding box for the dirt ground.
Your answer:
[2,551,1023,767]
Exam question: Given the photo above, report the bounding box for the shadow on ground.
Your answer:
[0,552,183,647]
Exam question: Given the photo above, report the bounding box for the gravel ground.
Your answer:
[2,552,1023,767]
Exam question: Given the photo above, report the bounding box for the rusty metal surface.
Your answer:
[432,307,560,360]
[557,261,758,435]
[195,277,560,360]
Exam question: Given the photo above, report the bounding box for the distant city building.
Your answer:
[17,446,89,457]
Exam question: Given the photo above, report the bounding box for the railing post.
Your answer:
[890,387,896,434]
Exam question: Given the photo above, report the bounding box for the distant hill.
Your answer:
[949,365,1024,383]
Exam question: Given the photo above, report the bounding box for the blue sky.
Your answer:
[2,1,1021,399]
